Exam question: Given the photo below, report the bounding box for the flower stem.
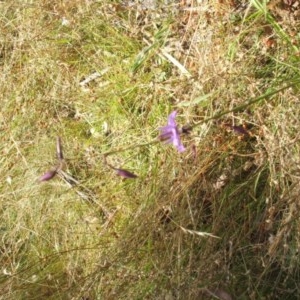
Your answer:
[102,139,159,157]
[191,80,300,129]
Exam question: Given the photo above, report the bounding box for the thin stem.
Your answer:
[191,80,300,129]
[102,139,159,157]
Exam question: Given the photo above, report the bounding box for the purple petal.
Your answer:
[159,124,173,133]
[176,144,185,152]
[159,127,174,142]
[39,169,57,182]
[171,131,185,152]
[158,111,186,152]
[167,111,177,126]
[115,168,138,179]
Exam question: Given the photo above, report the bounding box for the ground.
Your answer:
[1,1,300,299]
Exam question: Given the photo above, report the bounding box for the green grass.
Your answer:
[1,0,300,299]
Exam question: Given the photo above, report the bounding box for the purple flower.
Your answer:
[115,168,138,179]
[39,169,57,182]
[159,111,185,152]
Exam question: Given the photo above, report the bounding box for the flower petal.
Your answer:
[115,168,138,179]
[167,111,177,126]
[176,144,186,152]
[170,128,185,152]
[39,169,57,182]
[159,111,185,152]
[159,128,173,142]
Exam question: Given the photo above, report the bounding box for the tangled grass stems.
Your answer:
[1,1,300,299]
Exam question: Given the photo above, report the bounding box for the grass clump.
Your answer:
[1,0,300,299]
